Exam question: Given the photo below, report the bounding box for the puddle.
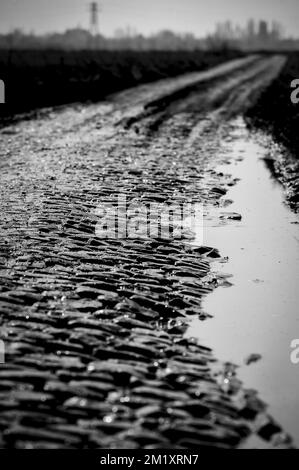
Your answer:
[187,119,299,446]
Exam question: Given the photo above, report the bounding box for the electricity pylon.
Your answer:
[89,2,100,37]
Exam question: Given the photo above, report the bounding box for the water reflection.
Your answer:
[187,120,299,446]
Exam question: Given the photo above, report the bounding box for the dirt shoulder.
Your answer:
[245,52,299,212]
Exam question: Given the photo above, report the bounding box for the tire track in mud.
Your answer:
[0,55,290,449]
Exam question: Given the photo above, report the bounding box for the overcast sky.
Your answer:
[0,0,298,37]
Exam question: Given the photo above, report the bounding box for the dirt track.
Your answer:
[0,55,290,448]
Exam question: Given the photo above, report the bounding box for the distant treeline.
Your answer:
[1,22,299,51]
[1,29,211,51]
[0,49,242,122]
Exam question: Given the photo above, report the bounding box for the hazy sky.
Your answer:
[0,0,298,37]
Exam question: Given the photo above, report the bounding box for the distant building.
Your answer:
[258,21,269,42]
[63,28,91,49]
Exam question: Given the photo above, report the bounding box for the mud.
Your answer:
[0,55,291,448]
[245,52,299,213]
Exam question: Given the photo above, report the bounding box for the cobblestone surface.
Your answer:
[0,55,291,448]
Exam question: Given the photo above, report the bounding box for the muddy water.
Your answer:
[187,119,299,446]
